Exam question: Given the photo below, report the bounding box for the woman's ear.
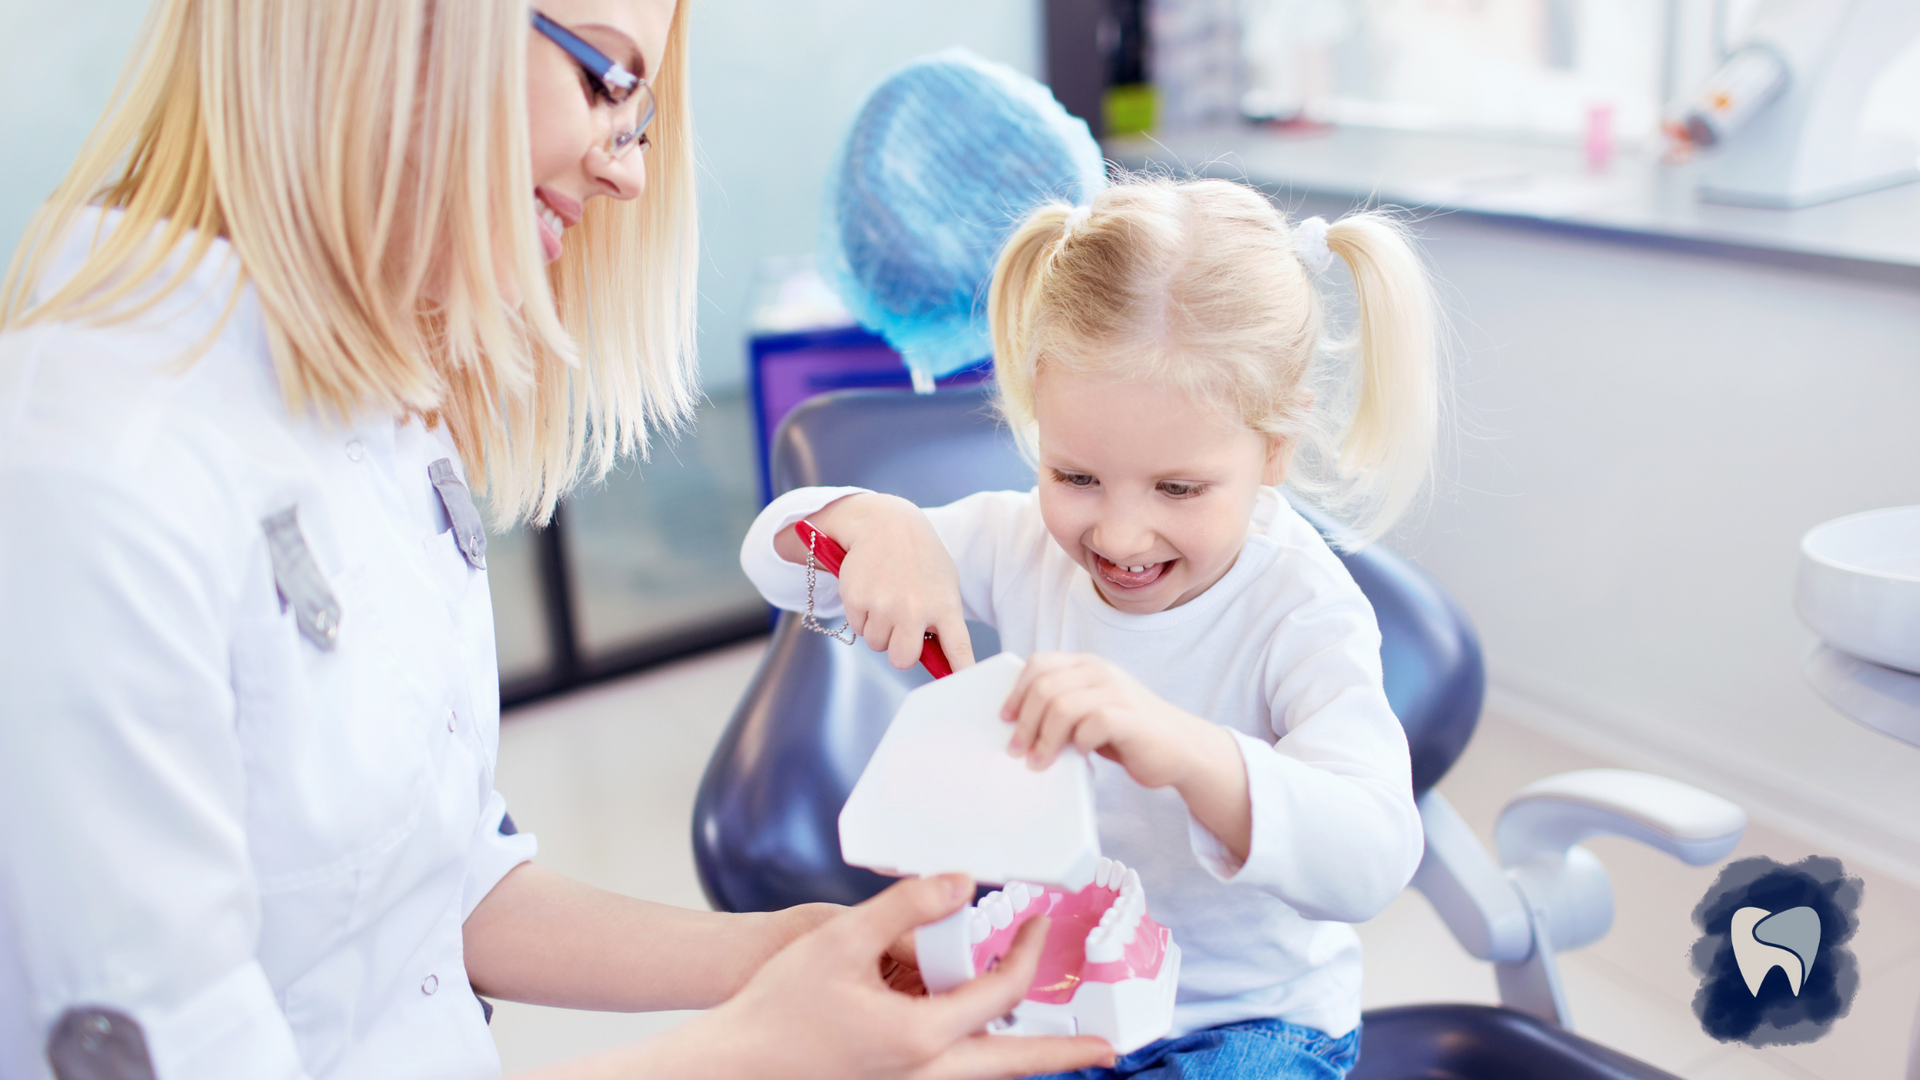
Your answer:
[1262,434,1296,487]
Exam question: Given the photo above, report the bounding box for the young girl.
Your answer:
[741,176,1438,1078]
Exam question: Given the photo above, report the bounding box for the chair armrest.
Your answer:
[1495,769,1745,952]
[1409,790,1533,963]
[1495,769,1746,868]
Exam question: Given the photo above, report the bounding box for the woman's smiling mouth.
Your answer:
[534,187,581,262]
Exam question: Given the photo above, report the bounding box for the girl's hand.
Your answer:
[1001,653,1253,862]
[776,493,975,672]
[1000,652,1217,786]
[675,875,1113,1080]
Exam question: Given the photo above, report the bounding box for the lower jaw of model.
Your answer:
[917,856,1181,1055]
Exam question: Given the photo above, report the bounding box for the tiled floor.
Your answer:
[488,640,1920,1078]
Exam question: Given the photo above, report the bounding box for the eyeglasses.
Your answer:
[531,10,656,159]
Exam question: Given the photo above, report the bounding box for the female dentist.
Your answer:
[0,2,1112,1078]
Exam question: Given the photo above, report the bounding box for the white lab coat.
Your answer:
[0,210,537,1079]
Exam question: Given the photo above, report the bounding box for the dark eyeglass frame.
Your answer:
[531,10,656,158]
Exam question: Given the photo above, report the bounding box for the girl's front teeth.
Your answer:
[536,197,563,235]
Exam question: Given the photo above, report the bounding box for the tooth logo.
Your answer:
[1729,905,1821,997]
[1692,855,1859,1047]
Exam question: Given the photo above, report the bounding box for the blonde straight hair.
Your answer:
[988,176,1438,545]
[0,0,699,526]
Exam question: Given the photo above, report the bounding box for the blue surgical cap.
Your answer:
[821,48,1107,389]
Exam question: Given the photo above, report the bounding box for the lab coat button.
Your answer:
[422,974,439,995]
[345,439,366,462]
[47,1007,155,1080]
[447,709,457,732]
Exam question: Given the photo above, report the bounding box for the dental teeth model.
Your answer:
[915,857,1181,1054]
[839,657,1181,1053]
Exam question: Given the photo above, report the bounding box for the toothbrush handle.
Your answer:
[795,518,953,679]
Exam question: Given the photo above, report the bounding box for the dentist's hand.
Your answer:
[776,493,976,672]
[673,875,1114,1080]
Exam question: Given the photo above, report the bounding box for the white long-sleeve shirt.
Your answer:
[0,210,534,1078]
[743,485,1423,1038]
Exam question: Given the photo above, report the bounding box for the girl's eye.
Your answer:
[1158,481,1205,498]
[1052,469,1096,488]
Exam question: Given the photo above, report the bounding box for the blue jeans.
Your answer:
[1028,1017,1361,1080]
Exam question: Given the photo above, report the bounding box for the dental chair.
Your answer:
[692,386,1747,1080]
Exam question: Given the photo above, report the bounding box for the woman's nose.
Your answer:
[587,144,647,202]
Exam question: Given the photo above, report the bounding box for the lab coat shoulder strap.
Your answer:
[428,458,487,570]
[261,506,341,651]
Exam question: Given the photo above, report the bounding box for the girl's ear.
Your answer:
[1262,434,1297,487]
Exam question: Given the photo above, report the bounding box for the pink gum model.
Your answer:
[916,856,1182,1053]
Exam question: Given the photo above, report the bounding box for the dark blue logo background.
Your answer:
[1690,855,1862,1046]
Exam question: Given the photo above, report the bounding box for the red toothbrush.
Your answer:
[795,519,954,679]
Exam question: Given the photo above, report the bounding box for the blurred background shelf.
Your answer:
[491,389,768,708]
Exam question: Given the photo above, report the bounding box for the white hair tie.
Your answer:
[1061,204,1093,242]
[1293,216,1334,275]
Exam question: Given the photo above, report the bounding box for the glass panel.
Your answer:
[486,519,554,686]
[562,387,766,661]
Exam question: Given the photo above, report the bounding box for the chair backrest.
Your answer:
[693,387,1483,913]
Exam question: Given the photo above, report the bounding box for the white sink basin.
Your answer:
[1797,506,1920,675]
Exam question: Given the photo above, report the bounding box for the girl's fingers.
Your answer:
[933,612,975,672]
[861,611,896,656]
[887,616,924,669]
[1008,664,1096,754]
[1001,653,1068,722]
[1027,690,1103,769]
[1006,662,1077,747]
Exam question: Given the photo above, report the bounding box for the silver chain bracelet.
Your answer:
[802,527,854,645]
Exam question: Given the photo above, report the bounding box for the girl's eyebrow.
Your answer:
[580,22,648,79]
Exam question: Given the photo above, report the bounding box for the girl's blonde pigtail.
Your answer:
[986,202,1075,450]
[1323,213,1439,542]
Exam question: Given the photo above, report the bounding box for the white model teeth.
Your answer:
[985,892,1014,929]
[969,909,992,943]
[1085,934,1122,963]
[1083,864,1148,964]
[1007,882,1032,911]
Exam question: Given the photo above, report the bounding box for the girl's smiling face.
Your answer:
[1034,366,1289,615]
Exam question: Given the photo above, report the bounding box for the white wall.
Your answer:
[0,0,152,261]
[1359,209,1920,883]
[687,0,1041,388]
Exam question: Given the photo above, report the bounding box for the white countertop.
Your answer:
[1106,126,1920,278]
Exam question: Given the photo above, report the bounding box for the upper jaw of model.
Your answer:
[916,856,1181,1053]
